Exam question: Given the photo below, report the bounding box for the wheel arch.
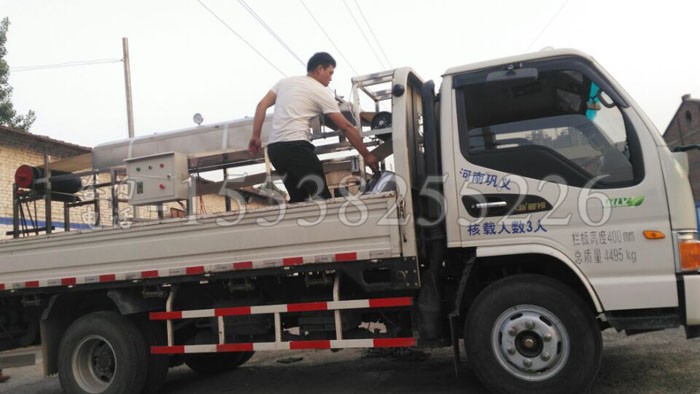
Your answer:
[460,246,603,317]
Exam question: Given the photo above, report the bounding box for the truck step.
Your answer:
[0,346,40,369]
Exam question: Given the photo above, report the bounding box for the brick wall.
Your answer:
[0,129,91,238]
[1,129,275,239]
[0,128,280,239]
[663,96,700,201]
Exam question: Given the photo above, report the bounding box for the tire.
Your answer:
[464,274,602,394]
[184,351,255,375]
[136,318,169,394]
[58,311,148,394]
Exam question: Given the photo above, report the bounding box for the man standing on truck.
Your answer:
[248,52,379,203]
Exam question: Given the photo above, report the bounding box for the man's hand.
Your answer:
[248,136,262,156]
[364,152,379,173]
[250,90,276,157]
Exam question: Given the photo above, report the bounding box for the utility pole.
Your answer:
[122,37,138,220]
[122,37,135,138]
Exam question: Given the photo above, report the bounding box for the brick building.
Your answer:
[0,126,280,239]
[663,94,700,201]
[0,125,92,238]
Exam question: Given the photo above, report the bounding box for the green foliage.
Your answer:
[0,17,35,130]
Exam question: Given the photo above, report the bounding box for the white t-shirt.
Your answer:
[267,76,340,144]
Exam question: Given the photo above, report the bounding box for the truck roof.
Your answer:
[443,48,595,76]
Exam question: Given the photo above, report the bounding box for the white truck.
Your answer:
[1,48,699,394]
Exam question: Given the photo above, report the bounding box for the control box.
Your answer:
[125,152,189,205]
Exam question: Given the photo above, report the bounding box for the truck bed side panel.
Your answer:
[0,195,403,290]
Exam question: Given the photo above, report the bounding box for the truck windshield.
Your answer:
[454,61,641,188]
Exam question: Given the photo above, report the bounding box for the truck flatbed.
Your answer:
[0,193,405,293]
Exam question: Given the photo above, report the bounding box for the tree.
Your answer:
[0,17,35,130]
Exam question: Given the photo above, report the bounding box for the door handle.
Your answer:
[462,194,552,218]
[473,201,508,209]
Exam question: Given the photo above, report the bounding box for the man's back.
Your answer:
[268,75,338,144]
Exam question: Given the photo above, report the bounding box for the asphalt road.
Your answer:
[1,327,698,394]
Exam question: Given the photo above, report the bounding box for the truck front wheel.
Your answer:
[464,274,602,394]
[58,311,148,394]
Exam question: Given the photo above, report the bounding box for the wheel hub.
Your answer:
[493,305,570,381]
[73,335,116,392]
[515,331,543,358]
[93,343,115,375]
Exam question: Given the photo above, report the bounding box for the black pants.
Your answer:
[267,141,331,203]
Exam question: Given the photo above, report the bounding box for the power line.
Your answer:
[10,58,122,72]
[237,0,306,68]
[526,0,571,52]
[342,0,388,69]
[299,0,359,75]
[196,0,287,77]
[352,0,391,68]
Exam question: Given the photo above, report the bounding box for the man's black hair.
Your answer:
[307,52,336,73]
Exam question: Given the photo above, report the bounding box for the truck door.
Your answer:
[445,54,677,312]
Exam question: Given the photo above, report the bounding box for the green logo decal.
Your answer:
[606,196,645,208]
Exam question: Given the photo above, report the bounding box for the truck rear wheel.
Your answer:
[184,351,255,375]
[464,274,602,394]
[58,311,148,394]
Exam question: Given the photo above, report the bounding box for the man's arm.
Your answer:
[325,112,379,172]
[249,90,277,155]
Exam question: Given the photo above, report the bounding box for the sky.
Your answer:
[2,0,700,148]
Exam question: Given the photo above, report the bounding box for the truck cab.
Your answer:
[424,48,700,393]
